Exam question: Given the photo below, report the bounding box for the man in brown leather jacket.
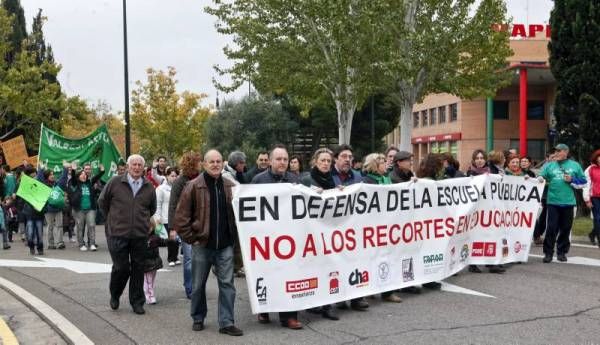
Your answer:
[174,149,243,336]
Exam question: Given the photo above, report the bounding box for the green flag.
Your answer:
[16,175,52,212]
[38,124,123,183]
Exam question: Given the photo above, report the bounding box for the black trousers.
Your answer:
[543,205,574,256]
[164,224,180,263]
[108,236,147,307]
[533,199,548,238]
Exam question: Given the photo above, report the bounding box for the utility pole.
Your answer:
[123,0,131,157]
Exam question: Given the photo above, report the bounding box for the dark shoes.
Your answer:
[488,265,506,274]
[322,308,339,321]
[2,243,10,249]
[423,282,442,290]
[400,286,421,294]
[350,299,369,311]
[192,320,204,331]
[257,313,270,324]
[588,233,596,245]
[219,325,243,336]
[29,247,35,255]
[281,318,302,329]
[132,305,145,315]
[543,255,552,263]
[110,297,119,310]
[533,237,543,245]
[468,265,483,273]
[557,254,567,262]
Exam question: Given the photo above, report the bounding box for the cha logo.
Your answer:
[349,268,369,287]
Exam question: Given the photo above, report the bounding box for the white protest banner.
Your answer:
[233,175,543,313]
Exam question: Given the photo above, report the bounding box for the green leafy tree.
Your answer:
[26,9,58,83]
[380,0,512,150]
[549,0,600,163]
[203,95,298,161]
[1,0,26,65]
[206,0,386,145]
[351,94,401,158]
[131,67,210,161]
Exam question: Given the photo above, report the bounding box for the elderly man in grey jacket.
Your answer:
[99,154,156,315]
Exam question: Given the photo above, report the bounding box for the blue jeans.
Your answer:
[592,197,600,239]
[182,242,192,297]
[190,245,235,328]
[26,220,44,250]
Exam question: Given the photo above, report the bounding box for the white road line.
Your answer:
[441,282,495,298]
[0,276,94,345]
[571,243,599,249]
[529,254,600,267]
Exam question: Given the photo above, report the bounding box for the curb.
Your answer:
[0,276,94,345]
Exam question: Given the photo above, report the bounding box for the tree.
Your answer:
[1,0,26,65]
[206,1,386,145]
[203,95,298,161]
[25,9,58,83]
[131,67,211,161]
[351,94,401,158]
[0,5,64,150]
[380,0,512,151]
[549,0,600,163]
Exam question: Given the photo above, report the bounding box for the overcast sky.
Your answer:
[20,0,554,112]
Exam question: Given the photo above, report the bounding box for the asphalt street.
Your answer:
[1,227,599,345]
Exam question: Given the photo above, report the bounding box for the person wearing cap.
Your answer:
[389,151,414,184]
[538,144,586,263]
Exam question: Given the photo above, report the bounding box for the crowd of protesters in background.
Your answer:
[0,139,596,337]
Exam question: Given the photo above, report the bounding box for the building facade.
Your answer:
[385,33,555,171]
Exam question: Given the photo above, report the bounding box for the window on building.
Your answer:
[527,101,545,120]
[509,139,546,163]
[439,142,449,153]
[431,141,439,154]
[493,100,509,119]
[438,106,446,123]
[430,108,437,125]
[413,112,419,128]
[450,141,458,158]
[449,103,458,122]
[421,110,428,127]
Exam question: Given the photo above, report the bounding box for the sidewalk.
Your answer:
[0,286,66,345]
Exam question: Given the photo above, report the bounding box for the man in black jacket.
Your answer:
[251,145,304,329]
[99,154,156,315]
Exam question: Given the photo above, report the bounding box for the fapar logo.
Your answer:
[502,238,509,257]
[402,258,414,282]
[348,268,369,287]
[460,244,469,262]
[285,278,318,299]
[329,271,339,294]
[256,278,267,305]
[377,262,391,283]
[423,253,443,264]
[472,242,496,257]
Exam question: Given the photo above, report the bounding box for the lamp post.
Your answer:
[123,0,131,158]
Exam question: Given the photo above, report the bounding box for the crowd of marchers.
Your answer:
[1,141,600,337]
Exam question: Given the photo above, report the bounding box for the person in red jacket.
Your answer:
[583,149,600,247]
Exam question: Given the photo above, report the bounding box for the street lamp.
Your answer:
[123,0,131,158]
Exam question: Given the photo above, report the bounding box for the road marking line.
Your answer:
[529,254,600,267]
[0,276,94,345]
[0,316,19,345]
[572,243,598,249]
[441,282,495,298]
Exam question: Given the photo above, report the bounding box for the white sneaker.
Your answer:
[80,245,88,252]
[175,260,181,265]
[90,245,97,251]
[168,262,175,267]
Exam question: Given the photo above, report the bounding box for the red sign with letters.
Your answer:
[411,132,461,144]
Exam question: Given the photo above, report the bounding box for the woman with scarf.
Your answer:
[505,154,526,176]
[465,150,505,274]
[363,153,404,303]
[301,148,340,321]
